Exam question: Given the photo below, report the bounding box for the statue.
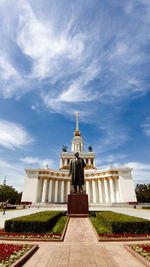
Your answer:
[69,152,86,193]
[62,145,67,152]
[88,145,93,152]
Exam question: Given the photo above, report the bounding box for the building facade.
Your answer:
[21,114,137,205]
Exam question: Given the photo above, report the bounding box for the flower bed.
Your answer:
[0,228,61,241]
[99,233,150,241]
[125,244,150,265]
[131,244,150,260]
[0,243,33,266]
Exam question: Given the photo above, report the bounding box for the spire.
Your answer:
[3,176,6,186]
[74,112,81,136]
[76,112,79,131]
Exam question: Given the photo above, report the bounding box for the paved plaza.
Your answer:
[0,207,150,266]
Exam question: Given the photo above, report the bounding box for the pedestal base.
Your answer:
[67,193,89,217]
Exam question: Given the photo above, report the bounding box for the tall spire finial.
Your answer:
[74,112,81,136]
[76,112,79,131]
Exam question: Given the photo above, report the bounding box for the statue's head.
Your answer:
[75,152,79,158]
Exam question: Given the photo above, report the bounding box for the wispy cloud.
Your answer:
[113,161,150,184]
[126,162,150,184]
[20,156,55,168]
[141,117,150,137]
[0,0,150,111]
[0,120,33,150]
[0,159,25,191]
[16,1,85,80]
[0,0,150,160]
[95,124,128,153]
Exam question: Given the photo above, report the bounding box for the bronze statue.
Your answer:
[70,152,86,193]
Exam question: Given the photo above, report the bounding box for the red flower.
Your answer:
[141,245,150,252]
[0,243,23,261]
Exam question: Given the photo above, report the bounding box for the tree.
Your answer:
[0,185,22,204]
[135,184,150,203]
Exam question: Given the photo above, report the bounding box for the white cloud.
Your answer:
[115,43,128,56]
[0,0,149,118]
[96,124,128,153]
[126,162,150,183]
[0,56,18,80]
[141,117,150,137]
[0,55,24,98]
[0,159,24,192]
[20,157,54,168]
[16,1,85,79]
[0,120,33,149]
[113,161,150,184]
[41,60,100,116]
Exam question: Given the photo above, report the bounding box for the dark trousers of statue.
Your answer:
[74,175,83,192]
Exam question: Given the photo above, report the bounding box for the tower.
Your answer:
[59,112,96,170]
[71,112,84,152]
[3,176,6,186]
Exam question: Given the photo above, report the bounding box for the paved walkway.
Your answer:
[64,218,97,243]
[22,218,145,267]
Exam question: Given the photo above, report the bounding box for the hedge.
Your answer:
[5,211,66,234]
[90,211,150,234]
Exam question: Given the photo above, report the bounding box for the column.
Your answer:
[109,177,115,203]
[104,178,109,203]
[86,179,90,202]
[81,143,84,152]
[60,159,63,168]
[54,179,58,203]
[35,178,40,202]
[37,178,43,202]
[48,179,52,202]
[93,159,95,167]
[88,159,90,165]
[98,179,103,203]
[62,159,64,168]
[67,180,70,196]
[60,180,64,203]
[92,179,96,203]
[115,177,121,202]
[42,179,48,203]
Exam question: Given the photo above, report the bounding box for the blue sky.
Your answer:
[0,0,150,192]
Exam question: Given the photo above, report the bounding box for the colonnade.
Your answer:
[36,175,121,204]
[60,158,96,169]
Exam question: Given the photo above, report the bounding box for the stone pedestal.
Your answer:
[67,193,89,217]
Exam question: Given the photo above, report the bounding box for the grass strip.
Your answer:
[90,217,111,234]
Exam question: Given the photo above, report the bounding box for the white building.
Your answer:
[21,113,137,205]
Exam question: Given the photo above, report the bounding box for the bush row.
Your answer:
[5,211,66,233]
[90,211,150,234]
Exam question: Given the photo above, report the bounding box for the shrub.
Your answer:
[90,211,150,234]
[142,206,150,209]
[51,216,68,234]
[5,211,66,234]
